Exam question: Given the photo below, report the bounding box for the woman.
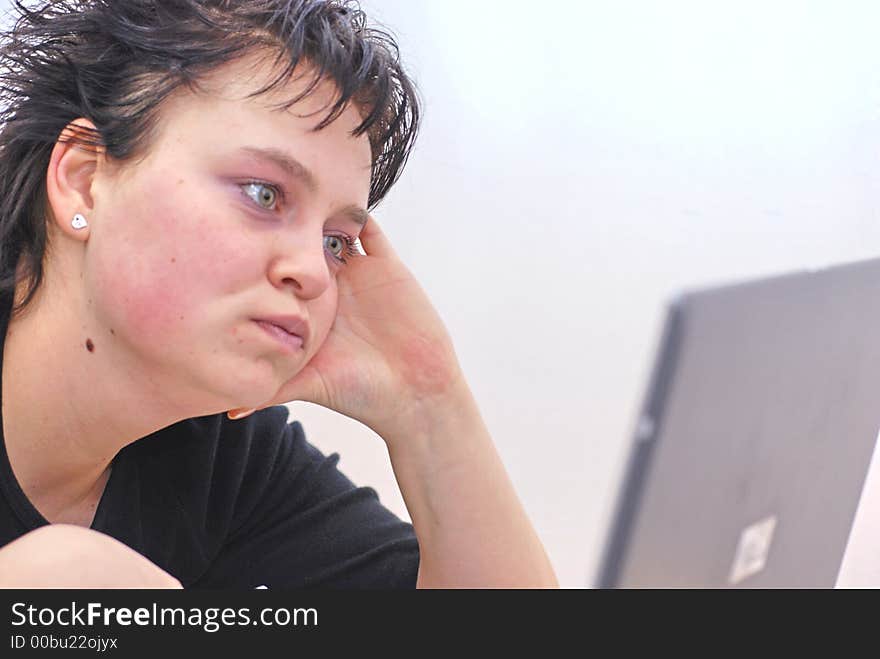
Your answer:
[0,0,557,588]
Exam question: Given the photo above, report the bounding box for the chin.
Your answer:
[194,362,279,411]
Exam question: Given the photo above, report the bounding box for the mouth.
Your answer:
[252,319,306,353]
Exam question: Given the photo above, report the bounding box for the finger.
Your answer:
[227,408,257,420]
[357,215,399,260]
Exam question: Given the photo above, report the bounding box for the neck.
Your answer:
[0,267,195,519]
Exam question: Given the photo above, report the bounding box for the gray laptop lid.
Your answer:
[597,257,880,588]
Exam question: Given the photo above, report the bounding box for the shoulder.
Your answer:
[121,407,418,588]
[128,405,297,476]
[121,406,305,541]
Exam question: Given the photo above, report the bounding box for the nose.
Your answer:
[268,231,332,300]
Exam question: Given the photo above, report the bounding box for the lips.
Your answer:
[254,320,304,352]
[252,314,309,348]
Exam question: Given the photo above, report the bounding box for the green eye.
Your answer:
[324,235,346,258]
[243,182,278,210]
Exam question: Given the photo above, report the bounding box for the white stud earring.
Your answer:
[71,213,88,230]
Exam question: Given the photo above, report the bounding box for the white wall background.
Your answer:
[6,1,880,586]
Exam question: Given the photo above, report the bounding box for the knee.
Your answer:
[0,524,182,588]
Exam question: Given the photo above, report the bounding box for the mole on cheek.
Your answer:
[85,338,94,352]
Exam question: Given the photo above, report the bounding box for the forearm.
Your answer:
[382,384,558,588]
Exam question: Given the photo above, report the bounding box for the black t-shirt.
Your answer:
[0,291,419,588]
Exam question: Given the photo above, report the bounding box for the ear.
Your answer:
[44,118,104,242]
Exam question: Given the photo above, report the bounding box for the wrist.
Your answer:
[378,377,488,460]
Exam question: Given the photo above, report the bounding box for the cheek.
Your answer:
[304,284,339,357]
[89,185,255,340]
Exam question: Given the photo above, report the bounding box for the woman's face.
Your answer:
[84,56,373,412]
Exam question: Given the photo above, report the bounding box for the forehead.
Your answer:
[198,51,363,121]
[142,52,373,187]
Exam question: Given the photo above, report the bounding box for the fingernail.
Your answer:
[227,408,257,420]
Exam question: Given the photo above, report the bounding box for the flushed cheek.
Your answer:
[92,200,256,346]
[302,291,338,360]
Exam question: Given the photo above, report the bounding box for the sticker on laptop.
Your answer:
[728,514,778,585]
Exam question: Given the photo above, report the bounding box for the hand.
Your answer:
[227,216,464,437]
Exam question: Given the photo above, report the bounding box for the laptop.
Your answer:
[596,256,880,588]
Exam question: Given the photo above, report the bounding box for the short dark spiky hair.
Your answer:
[0,0,421,315]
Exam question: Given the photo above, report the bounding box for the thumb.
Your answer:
[227,408,257,420]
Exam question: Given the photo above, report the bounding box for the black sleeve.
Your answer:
[189,414,420,589]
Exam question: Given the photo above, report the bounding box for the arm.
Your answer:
[383,382,558,588]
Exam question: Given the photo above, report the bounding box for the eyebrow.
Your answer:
[238,145,369,227]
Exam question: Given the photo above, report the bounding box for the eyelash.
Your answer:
[239,179,361,265]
